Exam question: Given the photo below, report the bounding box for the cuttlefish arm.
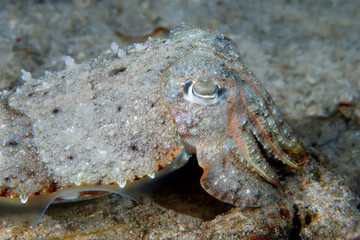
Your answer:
[0,146,188,226]
[196,140,279,206]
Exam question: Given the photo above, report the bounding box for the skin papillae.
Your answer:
[0,25,305,223]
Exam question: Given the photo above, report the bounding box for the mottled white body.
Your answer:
[0,26,305,222]
[0,32,188,202]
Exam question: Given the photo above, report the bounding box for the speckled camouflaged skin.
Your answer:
[0,31,188,202]
[0,25,305,210]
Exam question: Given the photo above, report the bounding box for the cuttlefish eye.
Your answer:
[183,80,225,104]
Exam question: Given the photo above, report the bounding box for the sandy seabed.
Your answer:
[0,1,359,239]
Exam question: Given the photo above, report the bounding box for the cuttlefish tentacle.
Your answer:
[225,79,279,183]
[224,61,304,168]
[239,65,305,162]
[226,129,279,184]
[225,60,304,143]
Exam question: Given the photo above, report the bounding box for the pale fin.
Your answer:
[0,143,189,226]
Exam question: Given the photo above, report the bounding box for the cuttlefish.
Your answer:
[0,25,305,224]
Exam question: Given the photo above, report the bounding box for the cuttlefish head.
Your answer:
[161,26,305,207]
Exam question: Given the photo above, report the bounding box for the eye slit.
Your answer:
[193,81,218,99]
[184,80,225,104]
